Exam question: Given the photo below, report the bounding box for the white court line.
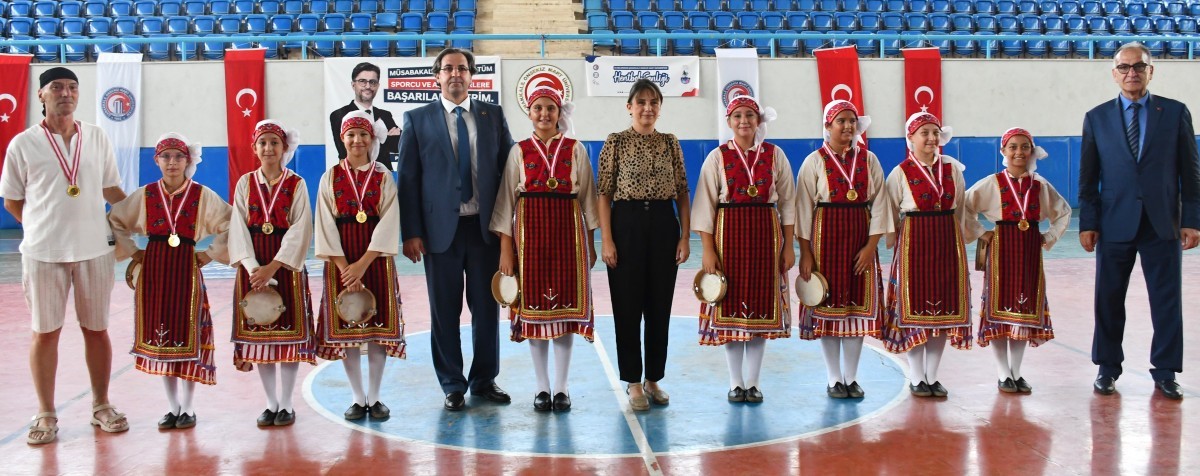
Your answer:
[590,331,665,476]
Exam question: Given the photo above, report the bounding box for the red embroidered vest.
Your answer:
[518,137,576,193]
[720,142,775,204]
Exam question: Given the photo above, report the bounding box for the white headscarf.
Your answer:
[820,100,872,150]
[155,132,203,179]
[338,111,387,163]
[252,120,301,167]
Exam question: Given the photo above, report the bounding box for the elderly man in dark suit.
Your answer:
[398,48,514,410]
[330,62,400,170]
[1079,42,1200,400]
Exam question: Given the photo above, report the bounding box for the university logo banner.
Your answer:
[96,53,143,193]
[225,48,266,200]
[583,55,700,97]
[814,45,867,146]
[0,53,32,185]
[902,47,943,122]
[715,48,759,143]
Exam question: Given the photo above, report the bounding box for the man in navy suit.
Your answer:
[398,48,514,410]
[1079,42,1200,400]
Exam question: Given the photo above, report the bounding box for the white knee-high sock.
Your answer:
[279,362,300,411]
[991,338,1012,380]
[820,337,843,386]
[179,380,197,416]
[341,346,367,406]
[906,348,926,385]
[842,337,865,384]
[552,335,574,394]
[725,341,746,389]
[1009,340,1028,380]
[529,339,551,393]
[925,335,948,384]
[258,363,279,412]
[366,343,387,405]
[162,376,180,414]
[744,338,767,389]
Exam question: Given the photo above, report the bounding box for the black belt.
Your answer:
[249,226,289,234]
[903,209,955,217]
[997,220,1040,227]
[817,202,870,209]
[335,216,381,224]
[613,199,673,211]
[148,235,197,246]
[519,191,577,199]
[717,202,775,209]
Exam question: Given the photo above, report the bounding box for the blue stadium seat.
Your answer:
[930,0,950,12]
[1166,32,1189,57]
[109,0,133,17]
[909,0,930,12]
[366,31,391,56]
[763,11,786,29]
[776,31,801,55]
[5,34,33,55]
[374,11,398,29]
[84,0,107,17]
[843,0,864,11]
[60,17,86,36]
[975,14,998,33]
[1050,33,1072,56]
[646,28,669,55]
[408,0,428,12]
[6,0,30,17]
[260,33,283,58]
[59,0,84,17]
[975,0,996,14]
[391,31,418,56]
[1167,1,1186,15]
[904,12,928,31]
[201,37,226,60]
[664,10,687,28]
[309,0,330,13]
[1123,1,1144,15]
[1186,2,1199,16]
[383,0,404,13]
[951,30,976,55]
[862,0,884,12]
[323,12,348,32]
[349,12,373,32]
[1080,0,1101,15]
[1109,15,1132,32]
[856,35,877,56]
[794,0,815,10]
[190,15,215,34]
[281,0,304,14]
[950,13,974,31]
[183,0,207,15]
[749,0,770,11]
[331,0,354,13]
[1064,14,1086,32]
[672,29,697,55]
[1026,38,1047,56]
[727,0,749,10]
[339,31,364,56]
[229,32,254,50]
[951,0,972,13]
[996,13,1018,32]
[431,0,452,12]
[34,18,60,37]
[857,12,880,30]
[1101,1,1122,15]
[1060,0,1080,15]
[834,12,857,31]
[269,14,293,33]
[111,16,136,35]
[736,11,759,30]
[784,12,807,30]
[657,0,678,10]
[930,34,952,55]
[1140,33,1164,56]
[311,31,336,56]
[749,29,773,55]
[609,0,629,10]
[259,0,281,14]
[1043,14,1063,32]
[996,0,1016,14]
[361,0,380,12]
[1086,15,1110,33]
[975,31,1000,55]
[828,30,852,48]
[1019,13,1041,31]
[1154,16,1177,33]
[1177,16,1197,34]
[1144,1,1166,15]
[57,35,86,62]
[137,16,163,34]
[209,0,231,15]
[164,16,189,34]
[612,10,636,30]
[817,0,839,12]
[218,15,243,34]
[399,12,423,31]
[233,0,255,15]
[159,0,181,16]
[450,29,472,52]
[30,0,54,17]
[427,11,449,36]
[712,11,735,31]
[587,12,609,30]
[879,12,903,30]
[1039,1,1059,14]
[639,11,662,29]
[86,17,112,36]
[698,29,720,55]
[1000,36,1025,56]
[34,35,61,62]
[591,28,616,52]
[1016,0,1037,13]
[678,0,699,9]
[810,11,834,31]
[928,12,950,31]
[132,0,156,16]
[295,13,320,33]
[617,28,641,54]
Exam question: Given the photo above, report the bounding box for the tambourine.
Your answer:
[974,238,989,272]
[124,260,142,291]
[692,270,728,305]
[335,288,377,325]
[795,271,830,307]
[491,271,520,307]
[240,287,287,326]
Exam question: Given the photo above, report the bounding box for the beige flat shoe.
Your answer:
[27,412,58,445]
[644,382,670,405]
[627,383,650,411]
[90,403,129,433]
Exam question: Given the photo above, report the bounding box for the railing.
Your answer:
[1,31,1197,62]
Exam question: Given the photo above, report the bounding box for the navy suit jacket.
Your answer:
[398,99,513,254]
[1079,94,1200,242]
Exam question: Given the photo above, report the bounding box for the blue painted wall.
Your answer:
[0,136,1186,230]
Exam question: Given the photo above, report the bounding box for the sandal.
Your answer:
[27,412,58,445]
[90,403,130,433]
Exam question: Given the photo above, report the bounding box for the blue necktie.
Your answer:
[1126,102,1141,161]
[454,106,472,203]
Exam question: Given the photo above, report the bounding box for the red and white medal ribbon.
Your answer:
[821,143,858,199]
[530,133,566,189]
[730,140,761,197]
[1001,172,1034,230]
[340,159,375,221]
[907,151,945,206]
[157,179,193,246]
[40,121,83,196]
[254,168,290,233]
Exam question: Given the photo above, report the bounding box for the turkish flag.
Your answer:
[814,46,867,145]
[902,47,942,122]
[0,54,32,176]
[224,48,266,201]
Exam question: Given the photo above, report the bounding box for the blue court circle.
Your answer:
[304,316,907,456]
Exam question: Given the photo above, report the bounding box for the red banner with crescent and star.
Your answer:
[814,46,866,146]
[0,54,33,176]
[902,47,942,123]
[224,48,266,201]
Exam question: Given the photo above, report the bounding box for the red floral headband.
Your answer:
[906,112,942,136]
[155,137,189,159]
[824,100,859,125]
[725,96,761,117]
[526,87,563,109]
[253,122,289,147]
[1002,127,1034,147]
[340,116,375,138]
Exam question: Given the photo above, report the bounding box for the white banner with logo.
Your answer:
[323,56,502,168]
[715,48,759,143]
[583,55,700,97]
[96,53,142,192]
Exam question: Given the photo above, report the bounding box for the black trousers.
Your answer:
[607,200,680,383]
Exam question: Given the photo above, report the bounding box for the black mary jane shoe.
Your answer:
[846,381,865,398]
[158,412,178,430]
[746,386,764,403]
[929,381,949,397]
[256,409,277,427]
[727,386,747,403]
[909,381,933,397]
[174,413,197,429]
[998,377,1019,393]
[344,403,367,421]
[1015,377,1033,394]
[533,392,552,412]
[552,392,572,412]
[827,382,849,399]
[368,401,390,420]
[273,409,295,426]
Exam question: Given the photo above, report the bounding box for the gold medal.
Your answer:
[546,177,559,190]
[66,184,80,197]
[167,233,181,248]
[1018,219,1030,231]
[261,222,275,235]
[846,189,859,201]
[356,210,368,223]
[933,201,942,211]
[747,185,759,198]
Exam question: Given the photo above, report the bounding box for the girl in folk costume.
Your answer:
[489,87,599,412]
[108,133,232,430]
[880,112,974,398]
[795,100,892,399]
[963,128,1071,394]
[314,111,406,422]
[228,120,316,426]
[692,95,795,403]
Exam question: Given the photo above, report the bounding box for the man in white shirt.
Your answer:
[1,67,130,444]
